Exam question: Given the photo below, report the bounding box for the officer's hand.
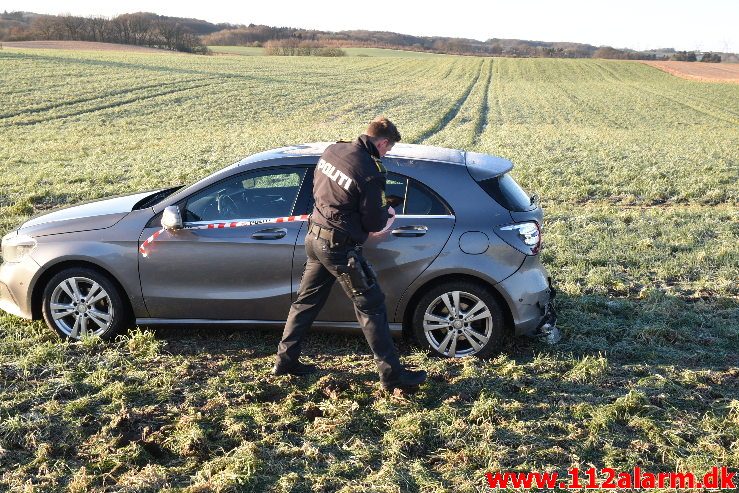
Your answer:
[370,206,395,238]
[386,194,404,208]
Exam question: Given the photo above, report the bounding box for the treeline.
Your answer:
[592,46,659,60]
[0,11,210,53]
[202,25,604,58]
[202,25,682,60]
[2,11,732,61]
[263,40,345,57]
[202,25,321,46]
[669,51,722,62]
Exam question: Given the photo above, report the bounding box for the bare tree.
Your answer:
[109,16,130,44]
[32,16,58,40]
[87,15,108,42]
[156,18,181,50]
[125,14,152,45]
[60,14,85,40]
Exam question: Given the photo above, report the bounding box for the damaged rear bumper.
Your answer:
[497,255,557,337]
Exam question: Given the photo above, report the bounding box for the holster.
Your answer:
[359,255,378,285]
[338,250,376,294]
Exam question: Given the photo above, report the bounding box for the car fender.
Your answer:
[28,220,148,319]
[392,225,525,323]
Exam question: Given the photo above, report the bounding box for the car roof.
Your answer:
[156,143,514,213]
[232,142,513,180]
[237,142,463,165]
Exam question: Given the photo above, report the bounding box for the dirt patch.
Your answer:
[642,60,739,84]
[1,40,171,53]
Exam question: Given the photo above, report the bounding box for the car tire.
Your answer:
[41,267,130,341]
[411,281,504,358]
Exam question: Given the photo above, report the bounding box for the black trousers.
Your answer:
[275,232,403,382]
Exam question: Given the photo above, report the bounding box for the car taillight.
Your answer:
[499,222,541,255]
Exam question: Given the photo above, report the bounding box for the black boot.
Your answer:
[381,368,427,391]
[272,360,318,376]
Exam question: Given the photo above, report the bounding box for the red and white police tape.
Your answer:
[139,214,310,257]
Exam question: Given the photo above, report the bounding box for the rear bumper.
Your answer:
[0,257,38,320]
[497,255,556,337]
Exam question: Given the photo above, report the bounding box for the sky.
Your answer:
[3,0,737,53]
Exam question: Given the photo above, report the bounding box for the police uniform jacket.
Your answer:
[310,134,391,244]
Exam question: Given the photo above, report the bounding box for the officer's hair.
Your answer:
[366,116,402,143]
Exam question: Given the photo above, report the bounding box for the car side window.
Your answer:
[183,169,306,222]
[404,179,450,215]
[297,169,450,216]
[385,172,450,215]
[385,173,408,210]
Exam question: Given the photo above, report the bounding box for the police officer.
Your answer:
[272,117,427,391]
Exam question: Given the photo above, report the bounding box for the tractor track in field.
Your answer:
[638,87,739,125]
[472,59,494,144]
[0,51,282,85]
[0,78,215,120]
[627,83,739,125]
[415,60,486,144]
[592,61,739,124]
[2,81,218,127]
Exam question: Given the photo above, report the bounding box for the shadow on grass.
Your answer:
[2,291,736,491]
[142,291,738,371]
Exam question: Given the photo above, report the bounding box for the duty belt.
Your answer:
[308,222,357,247]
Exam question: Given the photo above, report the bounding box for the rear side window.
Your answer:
[386,172,451,215]
[477,174,533,212]
[300,170,451,215]
[404,179,450,215]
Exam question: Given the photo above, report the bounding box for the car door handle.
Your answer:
[251,228,287,240]
[391,225,428,237]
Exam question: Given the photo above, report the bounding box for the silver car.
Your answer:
[0,143,556,358]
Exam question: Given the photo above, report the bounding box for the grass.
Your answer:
[0,47,737,492]
[208,46,265,56]
[208,46,446,57]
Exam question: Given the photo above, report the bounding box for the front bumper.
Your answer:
[497,255,557,337]
[0,257,39,320]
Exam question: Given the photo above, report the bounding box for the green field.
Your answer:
[0,47,737,492]
[209,46,446,57]
[209,45,266,56]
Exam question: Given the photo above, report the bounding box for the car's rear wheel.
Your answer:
[41,267,129,340]
[412,281,504,358]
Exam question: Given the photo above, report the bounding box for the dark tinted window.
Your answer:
[384,173,407,211]
[477,174,533,212]
[404,179,450,215]
[183,169,305,222]
[299,169,450,216]
[386,172,450,215]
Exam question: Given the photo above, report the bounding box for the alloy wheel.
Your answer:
[49,276,114,338]
[422,290,493,357]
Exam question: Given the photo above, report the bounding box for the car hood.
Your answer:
[18,190,161,237]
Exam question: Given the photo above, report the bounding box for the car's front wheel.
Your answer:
[41,267,129,340]
[412,281,504,358]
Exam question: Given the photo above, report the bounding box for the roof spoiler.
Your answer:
[464,152,514,181]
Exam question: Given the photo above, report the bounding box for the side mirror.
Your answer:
[161,205,183,230]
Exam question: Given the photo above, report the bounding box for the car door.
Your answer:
[291,171,456,322]
[139,167,308,320]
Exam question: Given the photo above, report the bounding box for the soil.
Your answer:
[642,60,739,83]
[1,40,171,53]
